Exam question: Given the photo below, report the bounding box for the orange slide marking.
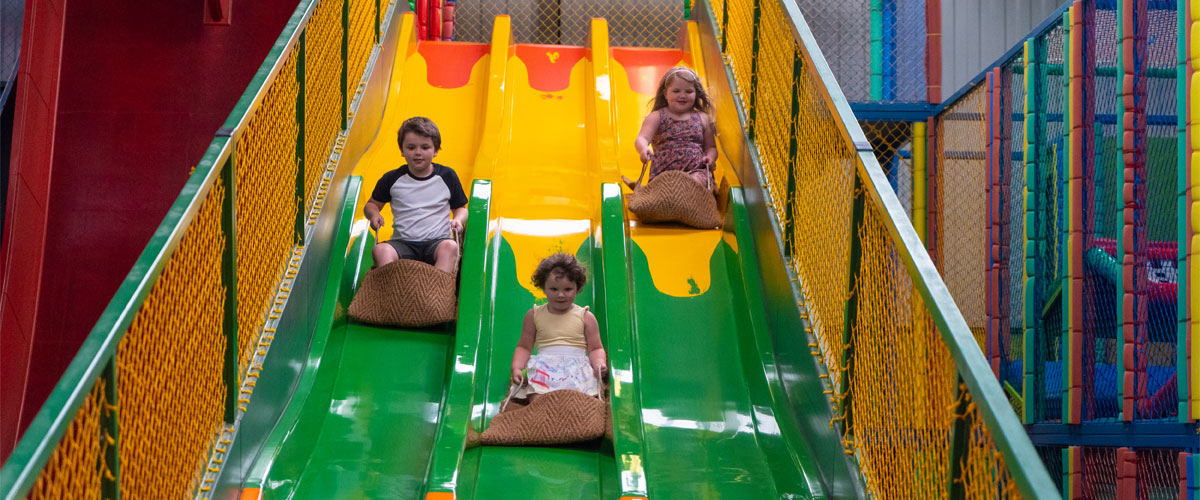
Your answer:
[239,488,262,500]
[611,48,686,96]
[515,44,586,93]
[425,492,455,500]
[418,42,489,89]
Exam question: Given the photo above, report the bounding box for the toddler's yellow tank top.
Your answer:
[532,303,588,350]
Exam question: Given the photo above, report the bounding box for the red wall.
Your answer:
[0,0,300,460]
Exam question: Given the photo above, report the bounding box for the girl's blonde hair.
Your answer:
[651,66,713,117]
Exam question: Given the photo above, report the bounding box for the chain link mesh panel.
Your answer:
[1083,5,1123,423]
[862,121,913,217]
[453,0,682,47]
[1135,1,1180,422]
[234,47,300,374]
[25,379,106,500]
[1032,22,1069,424]
[1083,446,1119,498]
[1036,445,1065,485]
[1002,55,1027,396]
[1138,448,1184,498]
[0,0,21,83]
[116,176,227,499]
[306,0,345,215]
[934,84,988,347]
[794,0,925,102]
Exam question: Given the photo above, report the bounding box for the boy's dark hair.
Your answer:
[532,252,587,289]
[397,116,441,150]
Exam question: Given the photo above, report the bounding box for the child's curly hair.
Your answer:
[531,252,587,289]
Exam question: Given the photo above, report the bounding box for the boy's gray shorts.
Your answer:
[386,238,451,265]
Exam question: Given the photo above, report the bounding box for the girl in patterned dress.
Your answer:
[510,253,607,401]
[622,66,719,192]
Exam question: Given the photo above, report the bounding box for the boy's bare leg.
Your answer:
[433,239,461,273]
[372,243,399,268]
[526,393,539,404]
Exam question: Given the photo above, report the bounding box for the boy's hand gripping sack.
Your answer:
[627,170,721,229]
[348,259,457,327]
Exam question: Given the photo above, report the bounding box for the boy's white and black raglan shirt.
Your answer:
[370,163,468,241]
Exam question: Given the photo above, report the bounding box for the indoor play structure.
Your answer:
[1,0,1197,499]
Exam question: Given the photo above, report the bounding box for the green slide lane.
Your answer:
[246,179,492,500]
[611,186,832,499]
[423,218,619,499]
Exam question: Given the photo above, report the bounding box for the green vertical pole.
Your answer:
[1061,9,1072,424]
[720,0,729,51]
[869,0,883,100]
[747,0,761,141]
[683,0,691,20]
[100,359,120,500]
[1177,0,1190,423]
[342,0,350,131]
[296,33,307,245]
[839,175,865,440]
[1023,36,1047,424]
[784,49,801,258]
[946,376,970,500]
[376,0,382,43]
[221,153,240,424]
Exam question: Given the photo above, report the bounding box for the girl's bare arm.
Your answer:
[702,115,718,168]
[583,311,607,376]
[635,112,661,162]
[511,310,537,383]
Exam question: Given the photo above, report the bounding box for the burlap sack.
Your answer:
[628,170,721,229]
[480,389,609,446]
[347,259,457,327]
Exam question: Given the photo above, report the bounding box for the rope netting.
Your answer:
[305,0,345,215]
[452,0,683,47]
[851,203,1021,499]
[234,46,301,376]
[116,177,228,499]
[24,379,106,500]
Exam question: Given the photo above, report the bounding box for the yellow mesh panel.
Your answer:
[25,378,106,500]
[789,51,857,396]
[959,387,1021,499]
[752,0,793,227]
[724,0,754,110]
[117,176,227,499]
[305,0,344,214]
[347,0,374,113]
[934,84,988,332]
[235,47,300,373]
[852,203,956,499]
